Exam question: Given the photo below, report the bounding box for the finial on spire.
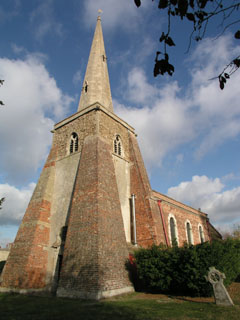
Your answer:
[98,9,103,20]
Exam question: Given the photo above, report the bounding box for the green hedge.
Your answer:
[132,239,240,297]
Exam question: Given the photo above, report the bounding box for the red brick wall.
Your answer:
[0,145,57,289]
[160,200,210,246]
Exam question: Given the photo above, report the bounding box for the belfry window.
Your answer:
[84,80,88,93]
[169,216,178,246]
[114,135,122,157]
[199,225,205,244]
[186,221,193,245]
[70,132,78,154]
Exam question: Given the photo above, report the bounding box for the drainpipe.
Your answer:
[131,194,137,246]
[157,200,170,247]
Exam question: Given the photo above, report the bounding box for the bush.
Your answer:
[133,239,240,297]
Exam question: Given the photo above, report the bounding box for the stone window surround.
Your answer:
[168,213,179,246]
[69,132,79,154]
[185,219,194,245]
[198,223,205,243]
[113,134,124,157]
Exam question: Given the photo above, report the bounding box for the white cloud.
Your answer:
[83,0,144,30]
[115,75,195,168]
[127,67,158,104]
[30,0,63,41]
[167,175,240,227]
[168,175,224,206]
[0,183,35,225]
[73,70,82,86]
[0,53,73,185]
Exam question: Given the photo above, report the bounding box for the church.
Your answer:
[0,16,217,299]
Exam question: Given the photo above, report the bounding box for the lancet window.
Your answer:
[186,221,193,245]
[199,225,205,244]
[70,132,78,154]
[169,215,178,246]
[114,135,122,156]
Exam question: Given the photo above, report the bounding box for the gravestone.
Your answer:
[205,267,234,306]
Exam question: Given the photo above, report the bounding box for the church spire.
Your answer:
[78,15,114,112]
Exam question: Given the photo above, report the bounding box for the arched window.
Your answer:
[169,215,178,246]
[199,225,205,244]
[113,135,122,156]
[186,221,193,245]
[70,132,78,154]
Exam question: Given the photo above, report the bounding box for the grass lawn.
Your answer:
[0,283,240,320]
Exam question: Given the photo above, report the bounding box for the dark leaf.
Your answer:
[222,76,226,83]
[199,0,207,9]
[160,32,165,42]
[170,0,177,5]
[167,63,174,76]
[235,30,240,39]
[154,60,166,76]
[224,73,230,79]
[0,101,4,105]
[233,58,240,68]
[189,0,194,9]
[178,0,188,19]
[219,75,226,90]
[165,36,176,46]
[219,81,224,90]
[186,13,195,22]
[158,0,168,9]
[0,80,4,85]
[134,0,141,8]
[154,58,175,77]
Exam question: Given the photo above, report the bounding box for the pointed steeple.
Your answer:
[78,16,114,112]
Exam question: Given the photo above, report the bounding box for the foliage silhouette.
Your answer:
[134,0,240,89]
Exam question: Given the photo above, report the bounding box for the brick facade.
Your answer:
[0,147,56,290]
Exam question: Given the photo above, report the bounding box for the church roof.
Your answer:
[78,16,114,113]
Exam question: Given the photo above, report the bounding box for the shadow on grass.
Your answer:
[1,292,240,320]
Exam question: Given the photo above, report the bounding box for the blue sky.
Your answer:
[0,0,240,247]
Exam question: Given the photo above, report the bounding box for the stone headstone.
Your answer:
[205,267,234,306]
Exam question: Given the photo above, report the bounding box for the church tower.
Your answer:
[0,15,166,299]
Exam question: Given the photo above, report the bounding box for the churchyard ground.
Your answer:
[0,282,240,320]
